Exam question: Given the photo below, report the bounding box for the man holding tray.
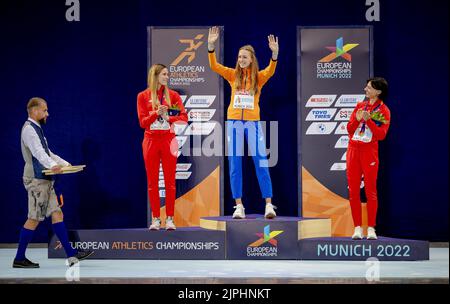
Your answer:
[13,97,92,268]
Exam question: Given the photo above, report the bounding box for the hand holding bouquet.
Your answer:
[168,104,181,116]
[370,111,389,124]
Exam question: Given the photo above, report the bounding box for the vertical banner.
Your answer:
[298,27,373,236]
[148,27,224,227]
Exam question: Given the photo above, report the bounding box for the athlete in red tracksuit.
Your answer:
[346,77,390,240]
[137,64,187,230]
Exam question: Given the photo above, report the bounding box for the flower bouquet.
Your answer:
[168,104,181,116]
[370,111,389,126]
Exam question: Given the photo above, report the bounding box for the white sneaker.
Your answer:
[352,226,363,240]
[367,227,378,240]
[166,216,176,230]
[264,203,277,219]
[149,217,161,230]
[232,204,245,219]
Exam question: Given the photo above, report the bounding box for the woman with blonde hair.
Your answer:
[208,27,279,219]
[137,64,187,230]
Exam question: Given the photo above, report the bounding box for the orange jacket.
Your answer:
[208,50,277,121]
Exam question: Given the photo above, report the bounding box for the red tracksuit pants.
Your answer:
[346,142,379,227]
[142,132,178,217]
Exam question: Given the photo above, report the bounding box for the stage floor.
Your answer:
[0,247,448,284]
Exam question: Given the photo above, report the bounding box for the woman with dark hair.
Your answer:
[346,77,391,240]
[137,64,188,230]
[207,26,278,219]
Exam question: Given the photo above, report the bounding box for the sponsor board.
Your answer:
[335,94,365,107]
[306,108,337,121]
[305,95,337,108]
[299,27,372,237]
[305,122,337,135]
[334,122,349,135]
[176,163,192,171]
[176,172,192,180]
[334,108,354,121]
[330,162,347,171]
[184,95,216,108]
[188,109,216,122]
[334,135,349,148]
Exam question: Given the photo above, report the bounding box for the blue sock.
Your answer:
[52,222,77,257]
[15,227,35,261]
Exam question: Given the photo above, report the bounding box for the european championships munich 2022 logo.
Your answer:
[246,225,284,257]
[316,37,359,79]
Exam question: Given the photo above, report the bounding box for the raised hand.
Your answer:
[208,27,219,51]
[268,34,279,59]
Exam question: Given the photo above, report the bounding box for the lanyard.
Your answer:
[359,100,383,134]
[152,91,167,124]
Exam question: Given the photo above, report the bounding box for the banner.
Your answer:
[49,229,226,260]
[298,27,373,236]
[148,27,224,226]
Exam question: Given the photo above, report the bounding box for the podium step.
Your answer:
[298,237,430,261]
[200,215,332,239]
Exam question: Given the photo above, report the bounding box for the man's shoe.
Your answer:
[367,227,378,240]
[68,250,94,267]
[264,203,277,219]
[12,258,40,268]
[166,216,176,230]
[149,217,161,230]
[352,226,363,240]
[232,204,245,219]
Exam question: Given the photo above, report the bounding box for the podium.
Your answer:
[48,215,429,261]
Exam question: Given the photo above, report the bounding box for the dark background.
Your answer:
[0,0,448,242]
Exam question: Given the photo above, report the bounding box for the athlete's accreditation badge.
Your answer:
[352,122,373,143]
[150,117,170,130]
[233,91,254,110]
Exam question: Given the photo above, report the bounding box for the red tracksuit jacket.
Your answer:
[137,86,188,134]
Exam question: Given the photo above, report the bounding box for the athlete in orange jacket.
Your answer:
[208,26,279,219]
[346,77,391,240]
[137,64,188,230]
